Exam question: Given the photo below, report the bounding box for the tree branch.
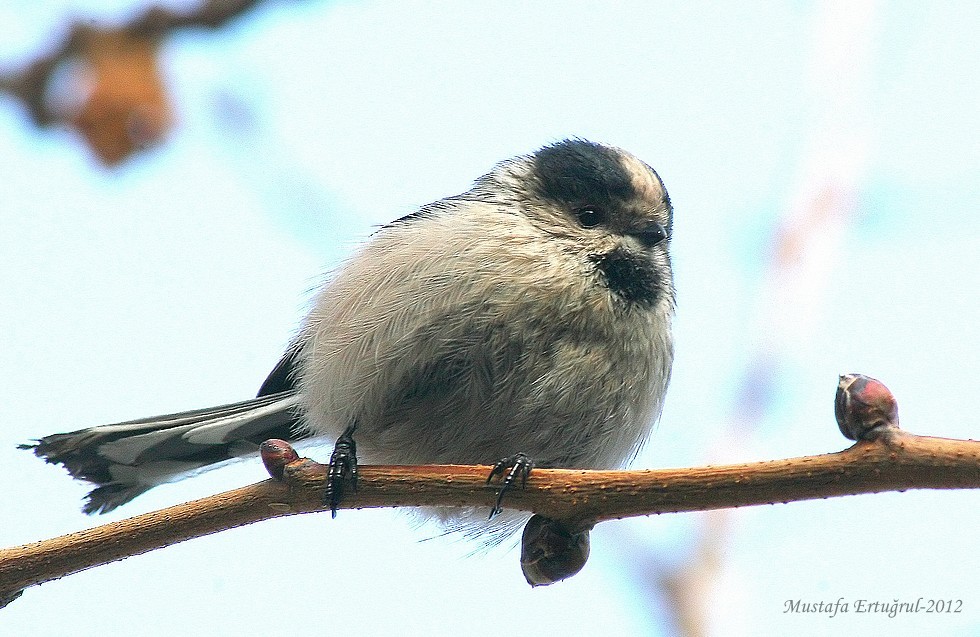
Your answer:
[1,429,977,603]
[1,375,977,601]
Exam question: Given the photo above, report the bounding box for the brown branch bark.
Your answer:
[1,428,978,604]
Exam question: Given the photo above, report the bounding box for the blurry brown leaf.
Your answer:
[0,1,266,163]
[70,29,173,165]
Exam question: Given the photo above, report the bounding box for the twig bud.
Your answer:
[835,374,900,441]
[259,439,299,481]
[520,515,591,587]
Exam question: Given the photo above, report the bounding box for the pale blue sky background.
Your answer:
[1,2,977,636]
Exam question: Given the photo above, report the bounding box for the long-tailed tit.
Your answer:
[25,139,675,542]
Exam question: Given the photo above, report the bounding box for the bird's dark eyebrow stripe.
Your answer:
[532,140,637,205]
[380,140,653,232]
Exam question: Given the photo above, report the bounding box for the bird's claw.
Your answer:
[324,425,358,518]
[486,452,534,519]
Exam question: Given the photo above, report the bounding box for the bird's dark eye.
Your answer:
[637,222,668,248]
[576,207,605,228]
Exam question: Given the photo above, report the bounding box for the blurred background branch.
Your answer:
[0,0,266,164]
[635,5,880,635]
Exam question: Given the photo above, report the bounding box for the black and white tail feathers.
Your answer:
[22,392,303,514]
[22,353,304,514]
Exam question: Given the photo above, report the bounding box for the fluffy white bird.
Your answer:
[25,139,675,542]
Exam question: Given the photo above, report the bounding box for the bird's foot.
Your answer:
[486,452,534,519]
[324,424,358,518]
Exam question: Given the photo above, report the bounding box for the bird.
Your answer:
[23,139,675,543]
